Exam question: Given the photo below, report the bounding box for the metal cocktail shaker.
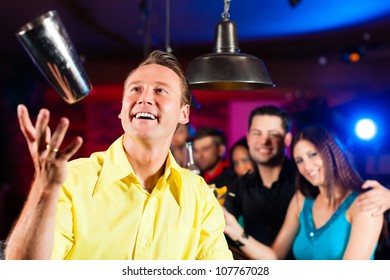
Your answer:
[16,10,92,104]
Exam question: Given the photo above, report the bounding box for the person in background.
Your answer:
[192,127,235,189]
[224,125,384,260]
[228,136,255,233]
[357,181,390,258]
[5,50,232,260]
[170,123,195,168]
[229,136,255,178]
[223,105,296,259]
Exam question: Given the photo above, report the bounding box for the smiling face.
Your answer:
[119,64,189,142]
[293,139,325,187]
[247,115,291,167]
[231,145,254,177]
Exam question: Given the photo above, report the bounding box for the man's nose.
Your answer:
[137,89,155,105]
[258,134,270,144]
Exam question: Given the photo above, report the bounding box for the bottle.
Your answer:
[185,142,201,175]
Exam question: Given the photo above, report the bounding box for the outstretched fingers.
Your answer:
[57,136,83,161]
[46,117,69,159]
[17,104,36,144]
[45,118,83,161]
[17,104,52,163]
[35,108,51,153]
[17,104,83,164]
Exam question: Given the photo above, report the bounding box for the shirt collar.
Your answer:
[93,136,183,195]
[93,135,134,195]
[203,160,230,183]
[163,150,182,180]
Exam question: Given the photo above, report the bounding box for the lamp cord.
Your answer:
[165,0,172,53]
[221,0,231,21]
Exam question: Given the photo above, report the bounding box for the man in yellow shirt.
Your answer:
[5,50,232,260]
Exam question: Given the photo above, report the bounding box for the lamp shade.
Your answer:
[186,20,274,90]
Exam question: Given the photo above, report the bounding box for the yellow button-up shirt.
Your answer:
[52,136,232,260]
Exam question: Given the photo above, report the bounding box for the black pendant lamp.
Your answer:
[186,0,274,90]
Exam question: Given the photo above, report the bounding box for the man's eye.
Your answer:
[154,88,166,94]
[270,134,282,139]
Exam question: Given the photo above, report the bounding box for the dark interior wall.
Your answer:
[1,49,389,240]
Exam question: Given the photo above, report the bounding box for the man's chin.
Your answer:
[259,156,283,167]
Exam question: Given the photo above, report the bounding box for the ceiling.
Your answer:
[2,0,390,59]
[1,0,390,108]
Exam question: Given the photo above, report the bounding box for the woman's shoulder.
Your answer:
[348,191,383,223]
[294,191,305,202]
[289,191,306,218]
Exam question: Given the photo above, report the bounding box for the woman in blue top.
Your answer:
[224,125,384,259]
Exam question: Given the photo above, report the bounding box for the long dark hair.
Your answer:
[292,125,389,252]
[291,125,364,207]
[229,136,255,176]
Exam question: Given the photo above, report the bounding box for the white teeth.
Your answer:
[135,112,156,120]
[259,148,271,153]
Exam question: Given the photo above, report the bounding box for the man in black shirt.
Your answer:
[224,105,296,259]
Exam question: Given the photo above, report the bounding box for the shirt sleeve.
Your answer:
[51,184,74,259]
[196,181,233,260]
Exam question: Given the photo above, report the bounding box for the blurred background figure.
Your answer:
[170,123,195,168]
[229,136,255,230]
[224,125,386,260]
[192,127,235,189]
[230,136,255,178]
[223,105,296,259]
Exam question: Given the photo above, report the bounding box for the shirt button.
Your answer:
[309,232,314,237]
[142,238,148,244]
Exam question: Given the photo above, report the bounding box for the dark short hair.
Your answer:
[248,105,291,134]
[125,50,192,106]
[291,125,363,206]
[193,127,226,147]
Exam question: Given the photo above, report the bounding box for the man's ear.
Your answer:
[218,144,226,158]
[284,132,293,147]
[179,104,190,124]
